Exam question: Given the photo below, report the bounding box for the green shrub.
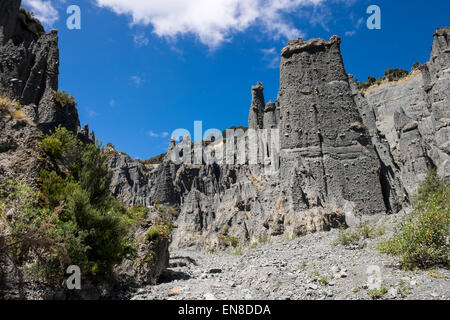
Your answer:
[358,68,410,91]
[334,228,361,246]
[357,76,377,90]
[0,179,78,285]
[41,136,63,159]
[384,68,409,81]
[145,223,172,241]
[54,91,77,108]
[412,61,421,71]
[378,170,450,269]
[227,235,240,248]
[368,285,388,299]
[40,126,82,170]
[2,130,156,282]
[333,222,384,247]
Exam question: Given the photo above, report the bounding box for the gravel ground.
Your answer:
[129,213,450,300]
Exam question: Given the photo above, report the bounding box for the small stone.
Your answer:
[430,292,439,298]
[331,266,340,273]
[169,286,184,296]
[203,293,217,300]
[209,268,222,274]
[388,288,398,299]
[308,284,318,290]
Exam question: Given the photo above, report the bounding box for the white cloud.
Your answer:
[355,17,364,29]
[109,99,116,106]
[133,33,149,47]
[87,109,99,117]
[22,0,59,26]
[148,131,170,138]
[345,16,364,37]
[94,0,329,48]
[130,75,144,87]
[345,30,356,37]
[261,47,280,69]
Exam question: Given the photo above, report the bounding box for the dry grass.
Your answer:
[0,95,26,121]
[12,110,26,120]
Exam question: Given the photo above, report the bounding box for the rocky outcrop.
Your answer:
[109,28,450,250]
[116,219,170,286]
[0,0,80,133]
[0,0,84,184]
[0,1,170,297]
[350,27,450,211]
[248,82,265,129]
[278,35,386,228]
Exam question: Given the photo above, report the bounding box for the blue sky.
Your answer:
[22,0,450,160]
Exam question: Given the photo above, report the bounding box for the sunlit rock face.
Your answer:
[108,28,449,249]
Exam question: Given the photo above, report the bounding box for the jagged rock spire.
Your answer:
[278,35,386,216]
[248,81,265,129]
[263,100,278,129]
[429,27,450,79]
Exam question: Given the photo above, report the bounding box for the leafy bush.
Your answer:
[54,91,77,108]
[378,170,450,269]
[357,67,410,91]
[412,61,422,71]
[145,223,172,242]
[2,129,153,282]
[368,285,388,299]
[41,126,83,174]
[41,135,63,159]
[333,222,385,247]
[357,76,377,90]
[0,179,74,285]
[384,68,409,81]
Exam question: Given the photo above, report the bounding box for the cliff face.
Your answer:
[109,28,450,250]
[0,0,85,185]
[0,3,174,297]
[0,0,80,133]
[352,27,450,211]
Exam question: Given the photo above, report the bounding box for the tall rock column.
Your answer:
[427,27,450,178]
[248,82,265,129]
[278,36,386,217]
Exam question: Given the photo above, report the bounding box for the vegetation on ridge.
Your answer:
[54,91,77,109]
[357,66,412,91]
[19,8,45,36]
